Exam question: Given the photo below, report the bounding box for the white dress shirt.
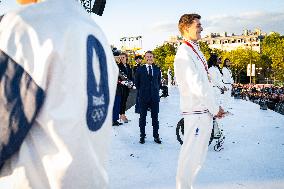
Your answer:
[146,64,153,75]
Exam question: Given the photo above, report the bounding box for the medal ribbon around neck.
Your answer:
[183,40,211,82]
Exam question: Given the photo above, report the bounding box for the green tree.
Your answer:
[199,41,212,60]
[222,48,261,83]
[153,43,177,75]
[164,54,175,76]
[127,53,136,67]
[256,54,273,83]
[262,32,284,83]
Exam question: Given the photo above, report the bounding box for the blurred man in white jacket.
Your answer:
[208,55,225,106]
[174,13,225,189]
[222,58,234,109]
[0,0,118,188]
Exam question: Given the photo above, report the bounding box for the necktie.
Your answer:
[148,66,152,77]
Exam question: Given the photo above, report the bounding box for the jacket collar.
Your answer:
[184,39,200,50]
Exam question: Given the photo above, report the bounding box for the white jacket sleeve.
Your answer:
[209,67,224,89]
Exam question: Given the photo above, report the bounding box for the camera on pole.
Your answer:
[79,0,106,16]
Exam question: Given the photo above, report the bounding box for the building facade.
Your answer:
[165,29,266,53]
[201,29,266,52]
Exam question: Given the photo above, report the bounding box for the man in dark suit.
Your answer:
[135,51,162,144]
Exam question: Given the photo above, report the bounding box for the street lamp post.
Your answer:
[255,67,262,84]
[265,77,268,84]
[249,42,252,84]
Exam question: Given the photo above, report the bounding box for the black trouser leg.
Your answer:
[120,88,129,114]
[139,101,148,138]
[151,101,159,138]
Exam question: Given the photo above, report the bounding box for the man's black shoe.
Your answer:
[112,121,123,126]
[154,138,162,144]
[139,137,145,144]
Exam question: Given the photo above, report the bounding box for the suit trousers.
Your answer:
[176,113,212,189]
[120,87,129,114]
[139,100,159,138]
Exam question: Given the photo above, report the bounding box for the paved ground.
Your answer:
[107,86,284,189]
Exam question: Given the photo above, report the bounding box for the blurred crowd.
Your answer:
[232,83,284,114]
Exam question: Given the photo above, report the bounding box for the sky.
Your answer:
[1,0,284,51]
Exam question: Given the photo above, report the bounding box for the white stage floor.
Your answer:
[108,86,284,189]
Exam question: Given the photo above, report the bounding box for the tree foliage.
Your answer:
[261,32,284,82]
[152,43,177,76]
[199,41,212,60]
[221,48,261,83]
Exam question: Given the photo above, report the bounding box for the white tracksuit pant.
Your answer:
[176,113,212,189]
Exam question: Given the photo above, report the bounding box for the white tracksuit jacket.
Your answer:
[208,66,224,105]
[222,67,234,86]
[174,41,219,116]
[0,0,118,188]
[222,67,234,108]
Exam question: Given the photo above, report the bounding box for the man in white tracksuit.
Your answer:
[222,58,234,109]
[0,0,118,188]
[174,14,225,189]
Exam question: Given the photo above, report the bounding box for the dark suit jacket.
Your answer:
[135,64,161,103]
